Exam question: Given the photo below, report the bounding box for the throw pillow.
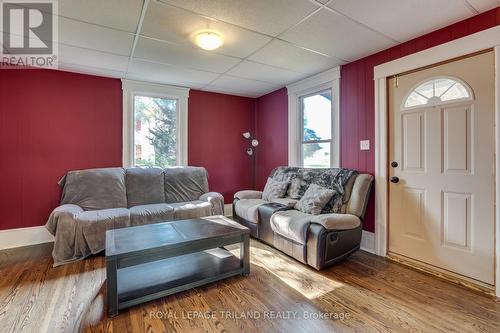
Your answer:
[287,178,303,199]
[294,184,334,215]
[262,178,289,202]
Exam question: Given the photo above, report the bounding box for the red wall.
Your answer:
[0,73,255,230]
[0,69,123,230]
[341,7,500,232]
[254,88,288,190]
[3,8,499,231]
[188,90,255,203]
[255,8,500,232]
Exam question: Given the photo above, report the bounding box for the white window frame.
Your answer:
[122,79,190,167]
[402,75,474,110]
[287,67,340,167]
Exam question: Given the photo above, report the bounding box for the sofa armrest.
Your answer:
[311,213,361,230]
[347,174,374,219]
[199,192,224,215]
[45,204,83,236]
[234,190,263,200]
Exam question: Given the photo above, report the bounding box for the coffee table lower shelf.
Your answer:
[115,248,243,312]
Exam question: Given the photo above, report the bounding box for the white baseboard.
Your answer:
[0,219,376,254]
[0,226,54,250]
[360,230,376,254]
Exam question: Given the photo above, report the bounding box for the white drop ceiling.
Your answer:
[37,0,500,97]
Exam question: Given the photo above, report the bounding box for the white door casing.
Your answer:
[388,51,495,285]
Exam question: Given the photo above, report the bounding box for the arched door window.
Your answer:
[402,76,473,110]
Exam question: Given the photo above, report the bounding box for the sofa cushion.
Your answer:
[75,208,130,253]
[164,167,209,203]
[60,168,127,211]
[311,213,361,230]
[262,177,289,201]
[169,200,212,220]
[270,210,312,245]
[126,168,165,207]
[294,184,334,215]
[234,199,266,223]
[129,204,174,226]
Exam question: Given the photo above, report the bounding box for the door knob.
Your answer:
[391,161,398,168]
[390,177,400,183]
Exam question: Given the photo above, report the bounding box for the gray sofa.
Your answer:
[46,166,224,266]
[233,167,373,270]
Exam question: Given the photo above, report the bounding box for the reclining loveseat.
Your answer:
[233,166,373,270]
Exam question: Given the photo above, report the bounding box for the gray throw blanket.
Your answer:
[45,166,224,267]
[270,167,358,214]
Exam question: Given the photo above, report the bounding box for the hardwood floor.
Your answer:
[1,240,499,333]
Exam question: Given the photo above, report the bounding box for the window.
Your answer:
[403,76,473,109]
[122,80,189,167]
[300,89,332,168]
[134,96,177,167]
[287,67,340,168]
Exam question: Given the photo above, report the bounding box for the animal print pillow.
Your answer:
[294,184,334,215]
[262,178,289,202]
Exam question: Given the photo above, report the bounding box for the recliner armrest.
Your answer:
[311,213,361,230]
[347,174,374,219]
[199,192,224,215]
[234,190,263,200]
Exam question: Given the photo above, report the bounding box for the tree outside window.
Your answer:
[301,90,332,168]
[134,96,177,167]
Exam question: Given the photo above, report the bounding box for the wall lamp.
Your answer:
[242,132,259,156]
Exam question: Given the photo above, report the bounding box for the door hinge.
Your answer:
[394,74,400,88]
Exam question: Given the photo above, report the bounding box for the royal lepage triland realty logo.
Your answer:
[1,0,58,69]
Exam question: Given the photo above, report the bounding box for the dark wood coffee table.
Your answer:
[105,215,250,316]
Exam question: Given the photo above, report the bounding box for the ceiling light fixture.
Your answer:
[193,31,224,51]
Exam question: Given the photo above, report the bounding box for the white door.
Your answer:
[388,51,495,285]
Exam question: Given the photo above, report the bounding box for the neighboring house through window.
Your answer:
[122,80,189,167]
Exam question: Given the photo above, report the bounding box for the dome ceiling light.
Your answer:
[193,31,224,51]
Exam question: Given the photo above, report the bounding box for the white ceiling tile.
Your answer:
[58,44,130,72]
[58,62,125,79]
[327,0,476,42]
[157,0,319,36]
[465,0,499,12]
[127,59,219,88]
[134,37,241,73]
[227,60,307,85]
[59,18,135,56]
[248,39,344,75]
[207,75,281,96]
[141,1,272,58]
[58,0,143,32]
[280,9,397,62]
[201,87,260,98]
